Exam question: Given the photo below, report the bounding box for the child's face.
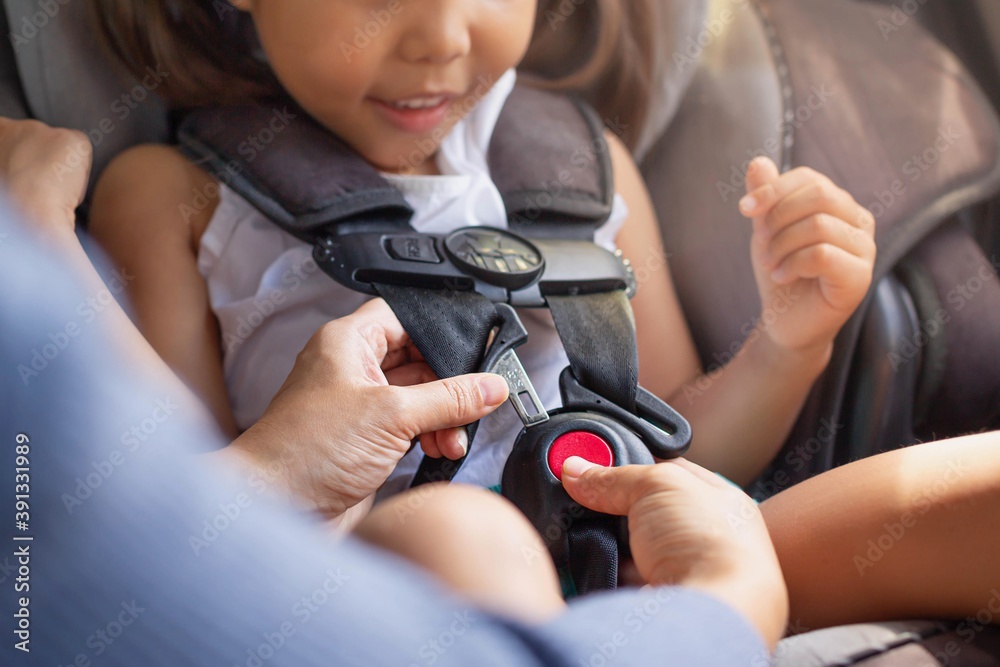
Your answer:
[232,0,538,174]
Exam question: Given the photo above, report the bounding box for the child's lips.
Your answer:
[371,95,455,134]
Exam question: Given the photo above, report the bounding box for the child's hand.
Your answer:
[740,157,876,358]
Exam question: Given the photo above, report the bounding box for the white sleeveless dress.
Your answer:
[196,70,628,498]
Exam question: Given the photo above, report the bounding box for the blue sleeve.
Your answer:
[0,208,769,667]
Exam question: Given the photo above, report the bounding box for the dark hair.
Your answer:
[90,0,657,149]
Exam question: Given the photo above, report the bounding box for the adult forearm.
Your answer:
[546,587,771,664]
[667,328,831,485]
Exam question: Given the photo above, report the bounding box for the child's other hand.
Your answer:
[740,157,876,358]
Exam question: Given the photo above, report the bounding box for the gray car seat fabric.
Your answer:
[0,9,28,119]
[1,0,168,183]
[643,0,1000,491]
[776,621,1000,667]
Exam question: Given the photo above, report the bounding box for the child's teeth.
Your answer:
[394,97,444,109]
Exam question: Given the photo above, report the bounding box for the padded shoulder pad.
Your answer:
[491,86,614,235]
[177,102,413,240]
[176,85,613,241]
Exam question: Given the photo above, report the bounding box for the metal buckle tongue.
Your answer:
[479,304,549,427]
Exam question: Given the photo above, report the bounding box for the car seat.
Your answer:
[640,0,1000,491]
[3,0,998,663]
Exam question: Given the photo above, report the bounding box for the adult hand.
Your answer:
[561,457,789,650]
[230,299,510,518]
[0,117,91,239]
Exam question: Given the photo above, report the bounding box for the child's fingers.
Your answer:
[419,431,444,459]
[381,343,426,373]
[771,244,873,305]
[762,213,876,273]
[384,361,437,387]
[436,427,469,460]
[762,181,874,241]
[745,156,780,194]
[418,428,468,460]
[740,166,834,219]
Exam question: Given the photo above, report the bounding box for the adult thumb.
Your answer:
[398,372,509,435]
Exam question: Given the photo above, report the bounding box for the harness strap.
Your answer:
[548,291,639,413]
[567,519,621,595]
[547,289,637,592]
[372,283,499,486]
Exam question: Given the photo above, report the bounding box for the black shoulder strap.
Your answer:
[489,86,614,237]
[175,85,612,240]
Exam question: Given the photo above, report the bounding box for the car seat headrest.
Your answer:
[635,0,710,160]
[2,0,168,182]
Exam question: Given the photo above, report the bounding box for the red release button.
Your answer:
[547,431,614,480]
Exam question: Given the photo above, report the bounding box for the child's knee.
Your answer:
[357,484,564,620]
[357,483,542,556]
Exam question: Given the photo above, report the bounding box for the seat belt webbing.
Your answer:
[547,290,639,413]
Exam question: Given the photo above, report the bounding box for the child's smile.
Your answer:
[371,93,455,134]
[230,0,537,175]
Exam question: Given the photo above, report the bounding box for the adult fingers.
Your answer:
[393,373,508,436]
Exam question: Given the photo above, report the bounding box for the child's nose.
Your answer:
[398,1,472,64]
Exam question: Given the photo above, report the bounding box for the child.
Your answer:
[87,0,999,633]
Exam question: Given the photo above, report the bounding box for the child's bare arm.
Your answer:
[89,146,239,437]
[609,137,874,484]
